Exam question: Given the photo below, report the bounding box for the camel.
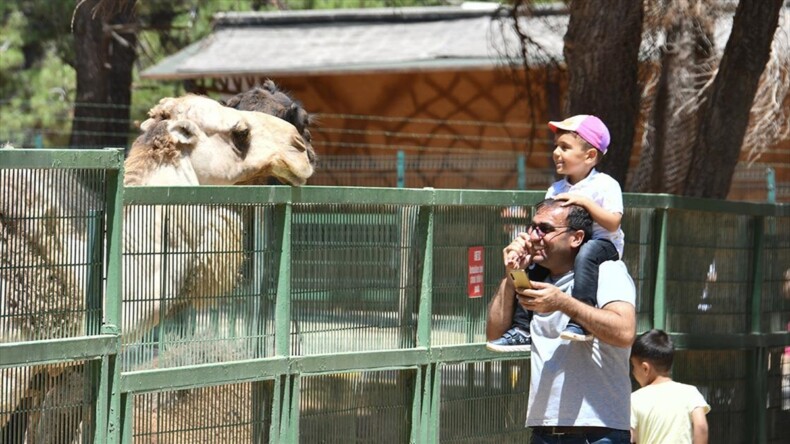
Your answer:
[223,80,317,184]
[0,94,314,441]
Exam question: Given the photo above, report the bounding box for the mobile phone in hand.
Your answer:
[509,269,533,290]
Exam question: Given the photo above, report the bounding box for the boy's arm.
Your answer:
[630,427,638,444]
[691,407,709,444]
[553,193,622,232]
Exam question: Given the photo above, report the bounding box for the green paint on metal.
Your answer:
[0,336,118,367]
[653,209,668,330]
[410,366,423,444]
[270,376,284,443]
[417,206,434,348]
[120,393,133,444]
[275,204,292,357]
[106,355,122,444]
[104,168,124,331]
[0,148,124,169]
[97,356,111,444]
[429,363,442,443]
[86,211,103,335]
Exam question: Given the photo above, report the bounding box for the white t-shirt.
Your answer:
[631,381,711,444]
[545,169,625,258]
[527,261,636,430]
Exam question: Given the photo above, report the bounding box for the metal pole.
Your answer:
[766,167,776,204]
[652,209,668,330]
[397,150,405,188]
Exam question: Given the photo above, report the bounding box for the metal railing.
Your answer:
[0,149,788,443]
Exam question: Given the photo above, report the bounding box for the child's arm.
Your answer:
[630,427,638,444]
[690,407,709,444]
[554,193,622,232]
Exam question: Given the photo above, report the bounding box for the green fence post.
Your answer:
[411,193,435,442]
[652,209,668,330]
[274,202,293,357]
[416,201,435,348]
[103,153,124,444]
[749,215,767,443]
[517,154,526,190]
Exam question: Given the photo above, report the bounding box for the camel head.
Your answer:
[222,80,316,166]
[127,95,314,186]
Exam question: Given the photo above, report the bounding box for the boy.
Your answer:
[630,329,710,444]
[486,114,624,351]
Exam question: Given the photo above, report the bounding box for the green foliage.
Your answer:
[0,8,74,147]
[1,0,467,148]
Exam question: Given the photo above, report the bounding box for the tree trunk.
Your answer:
[563,0,643,186]
[684,0,783,198]
[631,2,716,194]
[69,0,136,149]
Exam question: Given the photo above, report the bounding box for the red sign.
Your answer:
[467,246,484,298]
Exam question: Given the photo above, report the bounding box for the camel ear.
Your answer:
[222,94,240,108]
[166,120,200,145]
[140,118,156,132]
[262,79,278,93]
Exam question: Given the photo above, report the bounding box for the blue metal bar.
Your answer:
[766,167,776,203]
[397,150,406,188]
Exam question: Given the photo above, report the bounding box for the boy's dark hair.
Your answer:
[534,199,593,243]
[631,329,674,372]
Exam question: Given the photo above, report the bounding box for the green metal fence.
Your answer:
[1,149,788,443]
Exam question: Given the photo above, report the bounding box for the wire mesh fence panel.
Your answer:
[300,370,413,444]
[431,205,516,346]
[622,207,657,333]
[133,381,263,443]
[308,154,557,190]
[0,169,108,342]
[761,215,790,333]
[290,204,420,355]
[440,360,531,443]
[121,204,279,371]
[0,361,97,443]
[766,347,790,444]
[664,210,754,334]
[673,350,748,444]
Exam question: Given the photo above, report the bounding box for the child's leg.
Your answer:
[511,265,548,331]
[561,239,619,341]
[486,270,541,352]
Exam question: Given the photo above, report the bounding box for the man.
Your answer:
[486,199,636,444]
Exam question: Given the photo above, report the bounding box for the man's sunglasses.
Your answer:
[527,222,570,238]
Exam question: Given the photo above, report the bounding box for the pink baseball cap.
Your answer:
[548,115,611,154]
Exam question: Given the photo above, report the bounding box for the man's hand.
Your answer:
[515,280,567,314]
[503,232,533,270]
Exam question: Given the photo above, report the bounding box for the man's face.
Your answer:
[528,205,579,273]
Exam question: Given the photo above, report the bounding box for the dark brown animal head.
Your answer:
[223,80,315,165]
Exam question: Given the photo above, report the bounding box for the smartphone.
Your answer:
[509,269,533,290]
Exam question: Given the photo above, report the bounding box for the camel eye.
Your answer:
[231,123,250,154]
